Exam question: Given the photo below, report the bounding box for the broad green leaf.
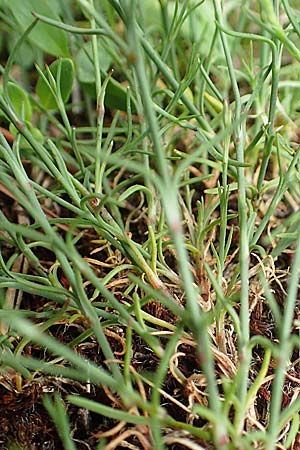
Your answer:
[7,0,69,57]
[8,34,35,69]
[80,77,134,113]
[105,77,133,112]
[7,82,32,121]
[76,41,134,111]
[36,58,74,109]
[76,41,111,85]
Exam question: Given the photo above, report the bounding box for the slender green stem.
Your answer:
[213,0,250,435]
[121,0,229,447]
[267,232,300,449]
[88,0,104,195]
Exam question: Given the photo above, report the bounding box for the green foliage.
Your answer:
[7,0,69,57]
[142,0,215,51]
[36,58,75,109]
[43,394,76,450]
[76,41,111,84]
[76,41,131,112]
[0,81,32,121]
[0,1,300,449]
[7,82,32,121]
[9,121,44,148]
